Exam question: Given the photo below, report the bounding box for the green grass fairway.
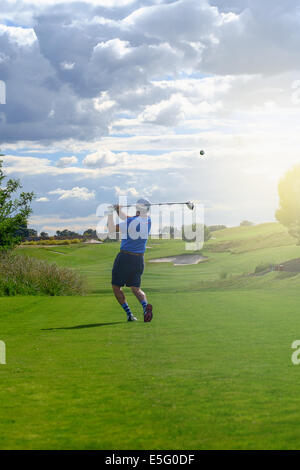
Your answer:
[1,223,300,449]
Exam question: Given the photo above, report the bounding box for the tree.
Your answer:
[83,228,97,239]
[15,223,37,239]
[276,165,300,243]
[56,229,81,238]
[0,160,35,251]
[14,223,28,238]
[40,231,49,239]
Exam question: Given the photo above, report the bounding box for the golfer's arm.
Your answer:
[115,206,128,220]
[107,214,120,234]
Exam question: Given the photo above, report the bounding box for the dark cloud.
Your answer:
[1,0,300,143]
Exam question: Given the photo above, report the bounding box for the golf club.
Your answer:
[109,201,196,211]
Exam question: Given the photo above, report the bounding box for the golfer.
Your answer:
[107,198,153,322]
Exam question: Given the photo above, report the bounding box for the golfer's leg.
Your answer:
[112,253,136,321]
[131,286,152,322]
[112,284,126,305]
[131,286,147,304]
[112,285,135,320]
[129,257,152,322]
[129,257,147,311]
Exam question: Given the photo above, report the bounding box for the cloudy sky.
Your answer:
[1,0,300,234]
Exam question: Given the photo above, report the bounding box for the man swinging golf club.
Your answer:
[107,198,153,323]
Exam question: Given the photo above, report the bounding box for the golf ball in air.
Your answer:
[200,150,205,156]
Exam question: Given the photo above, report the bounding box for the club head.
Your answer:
[186,201,194,210]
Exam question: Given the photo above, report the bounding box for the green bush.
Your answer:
[0,253,86,296]
[219,271,228,279]
[69,239,82,244]
[22,239,84,246]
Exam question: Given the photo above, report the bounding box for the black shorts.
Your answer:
[112,252,144,288]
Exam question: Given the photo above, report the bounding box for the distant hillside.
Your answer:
[206,222,295,254]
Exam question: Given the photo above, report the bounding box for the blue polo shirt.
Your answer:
[119,216,151,254]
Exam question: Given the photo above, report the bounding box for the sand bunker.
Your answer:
[149,254,208,266]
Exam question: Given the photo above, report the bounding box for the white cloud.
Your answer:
[49,187,96,201]
[140,94,189,126]
[56,156,78,168]
[94,92,116,113]
[115,186,139,196]
[0,24,37,46]
[139,93,222,126]
[123,0,219,42]
[93,38,131,59]
[1,155,94,177]
[83,149,118,167]
[152,76,234,99]
[3,0,135,6]
[60,61,75,70]
[36,197,49,202]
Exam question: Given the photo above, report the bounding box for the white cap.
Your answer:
[136,198,151,213]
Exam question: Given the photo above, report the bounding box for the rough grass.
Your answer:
[0,253,86,296]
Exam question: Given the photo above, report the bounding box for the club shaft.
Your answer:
[116,202,190,208]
